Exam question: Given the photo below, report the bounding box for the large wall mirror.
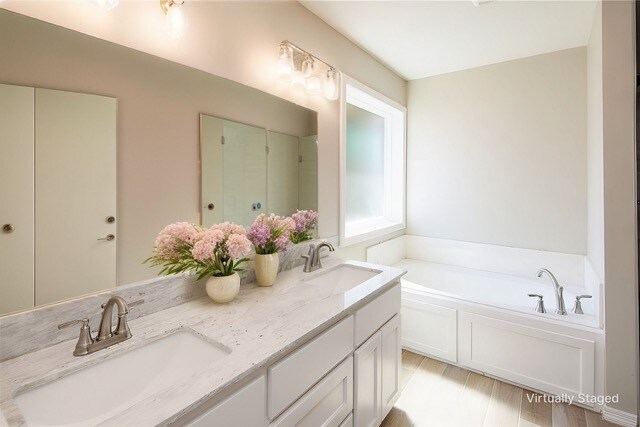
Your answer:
[0,10,319,316]
[200,115,318,228]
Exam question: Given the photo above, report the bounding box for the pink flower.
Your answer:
[247,213,294,254]
[212,222,246,239]
[191,228,224,261]
[226,233,252,259]
[154,222,200,260]
[291,210,318,233]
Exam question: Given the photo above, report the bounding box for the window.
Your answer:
[340,77,406,245]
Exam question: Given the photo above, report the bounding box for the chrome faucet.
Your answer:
[302,242,335,272]
[536,268,567,315]
[58,296,143,356]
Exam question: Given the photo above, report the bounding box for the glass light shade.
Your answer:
[277,45,294,81]
[302,57,315,78]
[291,70,306,91]
[324,68,340,101]
[306,76,322,95]
[93,0,119,10]
[166,5,186,39]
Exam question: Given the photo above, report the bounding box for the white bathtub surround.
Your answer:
[205,273,240,303]
[0,239,325,362]
[602,405,639,427]
[0,258,404,426]
[366,235,605,412]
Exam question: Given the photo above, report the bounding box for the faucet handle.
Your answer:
[101,298,144,310]
[573,294,592,315]
[58,318,91,330]
[58,318,94,356]
[128,299,144,308]
[527,294,546,314]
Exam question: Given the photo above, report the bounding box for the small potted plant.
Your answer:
[146,222,251,303]
[290,210,318,243]
[246,213,295,287]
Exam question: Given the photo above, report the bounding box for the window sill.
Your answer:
[340,220,405,247]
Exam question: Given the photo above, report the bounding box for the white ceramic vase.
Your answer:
[254,253,279,287]
[205,272,240,303]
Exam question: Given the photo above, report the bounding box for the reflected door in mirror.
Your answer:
[0,84,116,315]
[0,84,35,314]
[35,88,117,306]
[201,114,318,228]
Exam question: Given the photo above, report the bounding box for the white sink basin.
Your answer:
[304,264,382,293]
[14,331,230,427]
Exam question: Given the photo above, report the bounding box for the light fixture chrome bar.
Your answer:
[280,40,336,72]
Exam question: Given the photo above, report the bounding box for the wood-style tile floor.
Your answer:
[381,350,620,427]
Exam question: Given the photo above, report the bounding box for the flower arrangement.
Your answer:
[246,213,295,254]
[290,210,318,243]
[146,221,252,281]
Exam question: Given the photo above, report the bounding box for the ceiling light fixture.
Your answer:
[278,40,340,101]
[160,0,186,39]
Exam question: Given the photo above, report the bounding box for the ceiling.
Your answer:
[300,1,598,80]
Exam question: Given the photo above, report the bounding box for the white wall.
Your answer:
[0,3,406,283]
[600,0,638,417]
[587,1,604,282]
[407,48,588,255]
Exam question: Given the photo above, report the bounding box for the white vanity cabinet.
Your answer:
[353,315,401,427]
[178,282,401,427]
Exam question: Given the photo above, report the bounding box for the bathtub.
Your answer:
[398,259,599,328]
[367,235,605,410]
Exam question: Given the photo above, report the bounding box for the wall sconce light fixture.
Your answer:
[160,0,186,38]
[278,40,340,101]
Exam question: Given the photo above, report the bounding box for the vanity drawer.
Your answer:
[354,284,400,346]
[269,356,353,427]
[268,315,354,419]
[187,375,266,427]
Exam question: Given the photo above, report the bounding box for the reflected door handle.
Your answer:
[97,234,115,241]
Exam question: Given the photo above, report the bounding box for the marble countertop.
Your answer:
[0,258,404,426]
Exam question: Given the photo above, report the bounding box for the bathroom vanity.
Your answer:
[0,258,404,427]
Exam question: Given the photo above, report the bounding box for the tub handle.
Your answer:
[527,294,546,314]
[573,294,592,315]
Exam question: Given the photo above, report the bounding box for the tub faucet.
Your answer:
[302,242,335,272]
[536,268,567,315]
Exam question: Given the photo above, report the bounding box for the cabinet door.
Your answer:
[380,315,401,419]
[189,376,266,427]
[354,331,382,427]
[34,88,116,305]
[270,357,353,427]
[0,84,34,314]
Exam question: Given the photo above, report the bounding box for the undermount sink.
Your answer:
[304,263,382,293]
[14,331,230,427]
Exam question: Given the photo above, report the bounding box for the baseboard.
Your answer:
[603,405,638,427]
